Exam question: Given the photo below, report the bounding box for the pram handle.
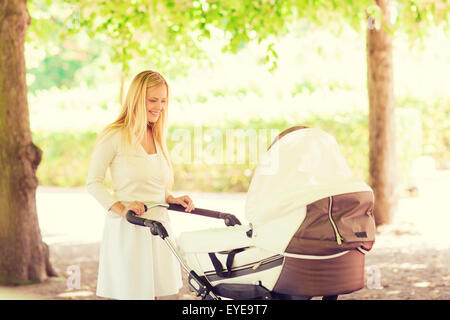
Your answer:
[167,203,242,226]
[126,209,169,239]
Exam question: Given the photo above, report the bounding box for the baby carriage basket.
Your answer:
[126,126,377,300]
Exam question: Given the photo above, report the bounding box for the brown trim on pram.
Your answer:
[267,125,309,151]
[273,249,365,296]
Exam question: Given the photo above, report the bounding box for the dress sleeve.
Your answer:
[86,131,119,211]
[165,187,173,203]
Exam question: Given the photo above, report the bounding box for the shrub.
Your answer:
[32,100,449,192]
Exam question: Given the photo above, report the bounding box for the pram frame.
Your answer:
[126,203,339,300]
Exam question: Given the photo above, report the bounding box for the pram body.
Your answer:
[127,126,376,300]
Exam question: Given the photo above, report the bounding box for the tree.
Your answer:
[366,0,397,225]
[0,0,56,285]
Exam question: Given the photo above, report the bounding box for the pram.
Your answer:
[126,126,377,300]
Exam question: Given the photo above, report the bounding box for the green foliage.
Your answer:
[28,0,208,83]
[176,83,264,105]
[32,95,449,191]
[27,55,83,93]
[393,1,450,44]
[290,79,354,97]
[32,130,98,187]
[27,0,450,84]
[291,80,319,95]
[31,113,369,191]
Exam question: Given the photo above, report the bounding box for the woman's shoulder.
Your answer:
[97,128,140,155]
[96,128,123,147]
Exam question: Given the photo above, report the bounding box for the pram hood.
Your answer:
[245,127,372,252]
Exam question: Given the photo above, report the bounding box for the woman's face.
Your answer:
[146,84,167,123]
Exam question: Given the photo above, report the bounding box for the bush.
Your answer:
[32,100,449,192]
[32,130,100,188]
[32,113,369,191]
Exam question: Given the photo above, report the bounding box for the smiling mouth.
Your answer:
[149,111,160,116]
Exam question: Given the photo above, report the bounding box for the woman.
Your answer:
[86,70,195,300]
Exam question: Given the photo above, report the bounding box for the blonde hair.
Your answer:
[96,70,174,190]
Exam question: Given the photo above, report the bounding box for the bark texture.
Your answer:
[0,0,57,285]
[366,0,398,226]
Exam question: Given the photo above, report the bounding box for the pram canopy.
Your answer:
[245,127,373,253]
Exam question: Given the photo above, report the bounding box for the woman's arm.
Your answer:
[110,201,147,218]
[109,201,127,216]
[165,188,175,203]
[86,131,119,212]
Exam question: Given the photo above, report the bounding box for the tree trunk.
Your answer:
[0,0,57,285]
[366,0,398,226]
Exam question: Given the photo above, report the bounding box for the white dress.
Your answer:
[86,129,183,300]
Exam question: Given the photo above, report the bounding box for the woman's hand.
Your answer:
[120,201,147,218]
[167,195,195,212]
